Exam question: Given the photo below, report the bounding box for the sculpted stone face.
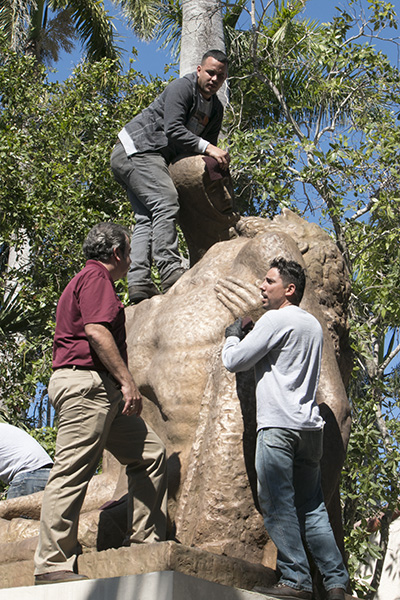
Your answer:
[169,155,240,266]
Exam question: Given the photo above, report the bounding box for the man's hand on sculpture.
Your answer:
[241,316,254,335]
[85,322,143,418]
[215,276,262,317]
[205,144,230,171]
[121,380,143,417]
[225,318,244,339]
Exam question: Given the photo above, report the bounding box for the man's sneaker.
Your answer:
[252,582,312,600]
[326,588,346,600]
[162,268,186,293]
[35,570,89,585]
[128,282,160,304]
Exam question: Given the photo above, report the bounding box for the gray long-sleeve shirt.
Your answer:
[222,305,324,431]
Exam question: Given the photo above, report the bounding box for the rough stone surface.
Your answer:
[0,451,120,524]
[123,209,352,564]
[0,209,352,585]
[0,541,277,591]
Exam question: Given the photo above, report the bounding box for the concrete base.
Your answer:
[0,541,358,599]
[0,571,263,600]
[0,570,360,600]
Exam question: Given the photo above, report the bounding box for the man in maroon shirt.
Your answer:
[34,223,167,585]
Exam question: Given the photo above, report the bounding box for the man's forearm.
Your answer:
[84,323,131,385]
[84,323,142,416]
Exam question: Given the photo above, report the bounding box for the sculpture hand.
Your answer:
[215,276,261,317]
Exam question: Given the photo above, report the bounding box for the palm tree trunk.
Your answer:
[24,0,45,60]
[180,0,225,75]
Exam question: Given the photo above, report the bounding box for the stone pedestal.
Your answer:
[0,541,276,591]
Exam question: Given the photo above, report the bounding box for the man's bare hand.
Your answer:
[121,380,143,417]
[215,276,262,317]
[205,144,230,171]
[84,323,143,418]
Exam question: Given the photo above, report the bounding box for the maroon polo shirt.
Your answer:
[52,260,127,371]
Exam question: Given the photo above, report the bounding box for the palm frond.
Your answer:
[0,282,35,335]
[52,0,121,62]
[155,0,181,57]
[38,7,77,63]
[113,0,159,40]
[0,0,33,51]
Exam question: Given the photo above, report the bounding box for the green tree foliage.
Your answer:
[112,0,248,60]
[0,50,165,419]
[223,1,400,594]
[1,1,400,594]
[0,0,122,64]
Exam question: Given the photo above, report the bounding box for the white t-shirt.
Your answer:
[222,305,324,431]
[0,423,53,484]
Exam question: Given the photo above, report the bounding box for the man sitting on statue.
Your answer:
[110,49,230,303]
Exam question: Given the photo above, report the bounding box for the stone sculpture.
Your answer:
[123,207,352,565]
[169,154,240,265]
[0,157,351,574]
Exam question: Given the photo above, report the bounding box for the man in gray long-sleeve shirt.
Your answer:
[220,257,348,600]
[111,49,229,303]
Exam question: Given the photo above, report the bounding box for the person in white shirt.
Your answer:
[0,422,53,499]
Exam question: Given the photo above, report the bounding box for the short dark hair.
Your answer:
[269,257,306,305]
[83,222,130,262]
[201,49,228,65]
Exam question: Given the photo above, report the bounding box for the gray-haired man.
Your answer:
[34,223,167,584]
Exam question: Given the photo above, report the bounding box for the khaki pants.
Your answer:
[34,368,167,575]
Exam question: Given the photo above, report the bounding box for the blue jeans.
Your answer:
[110,143,182,287]
[255,428,348,593]
[7,467,52,499]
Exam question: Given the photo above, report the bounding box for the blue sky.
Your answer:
[48,0,399,82]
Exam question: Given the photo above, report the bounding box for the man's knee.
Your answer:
[110,143,129,183]
[154,437,167,466]
[152,190,180,220]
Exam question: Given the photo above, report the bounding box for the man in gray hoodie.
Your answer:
[111,49,229,303]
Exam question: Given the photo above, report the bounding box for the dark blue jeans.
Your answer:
[255,427,348,593]
[7,467,51,499]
